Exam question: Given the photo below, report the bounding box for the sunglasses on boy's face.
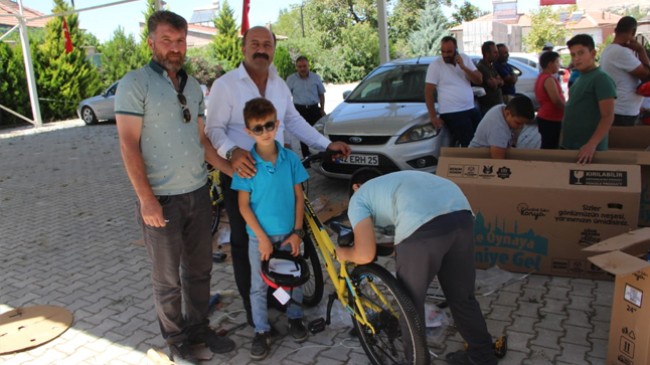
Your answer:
[177,93,191,123]
[249,121,276,135]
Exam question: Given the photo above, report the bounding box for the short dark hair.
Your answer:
[481,41,496,55]
[539,51,560,69]
[147,10,187,35]
[566,34,595,51]
[441,36,457,48]
[348,168,382,198]
[496,43,507,50]
[243,98,276,127]
[242,26,277,46]
[295,55,309,64]
[615,16,637,34]
[506,95,535,121]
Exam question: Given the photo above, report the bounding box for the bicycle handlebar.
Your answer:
[301,150,341,168]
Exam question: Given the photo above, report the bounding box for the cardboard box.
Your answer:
[438,148,641,278]
[584,228,650,365]
[609,126,650,227]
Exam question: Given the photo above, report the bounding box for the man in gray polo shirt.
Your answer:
[115,10,234,364]
[286,56,326,157]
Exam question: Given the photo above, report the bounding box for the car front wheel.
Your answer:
[81,106,98,125]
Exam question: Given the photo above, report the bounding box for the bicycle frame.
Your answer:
[303,194,390,335]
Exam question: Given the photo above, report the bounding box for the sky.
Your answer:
[23,0,541,42]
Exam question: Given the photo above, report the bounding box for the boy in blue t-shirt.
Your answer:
[231,98,310,360]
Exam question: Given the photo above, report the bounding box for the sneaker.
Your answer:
[445,350,476,365]
[168,342,200,365]
[250,332,270,360]
[189,325,235,354]
[288,318,308,342]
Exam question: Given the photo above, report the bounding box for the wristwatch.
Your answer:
[291,228,305,239]
[226,146,239,161]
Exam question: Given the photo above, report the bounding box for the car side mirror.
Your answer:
[342,90,352,100]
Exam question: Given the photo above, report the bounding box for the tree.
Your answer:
[33,0,101,121]
[523,7,569,53]
[138,0,157,64]
[451,1,488,27]
[0,43,30,126]
[100,27,145,87]
[212,0,242,71]
[409,1,449,56]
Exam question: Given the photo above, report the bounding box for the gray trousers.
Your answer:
[137,183,213,344]
[395,210,497,365]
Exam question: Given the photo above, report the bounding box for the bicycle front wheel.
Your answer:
[301,232,324,307]
[350,264,428,365]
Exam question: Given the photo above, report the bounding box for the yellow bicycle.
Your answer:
[300,152,428,365]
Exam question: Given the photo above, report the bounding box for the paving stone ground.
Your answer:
[0,119,612,365]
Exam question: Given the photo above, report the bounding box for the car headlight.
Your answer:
[313,120,325,134]
[396,123,438,144]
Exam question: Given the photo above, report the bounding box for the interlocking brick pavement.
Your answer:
[0,120,612,364]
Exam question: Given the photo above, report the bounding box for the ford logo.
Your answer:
[349,136,362,144]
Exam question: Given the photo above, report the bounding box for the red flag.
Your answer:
[62,18,73,54]
[241,0,250,35]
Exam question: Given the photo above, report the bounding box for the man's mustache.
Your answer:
[253,53,269,60]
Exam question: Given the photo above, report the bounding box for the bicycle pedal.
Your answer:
[308,317,326,334]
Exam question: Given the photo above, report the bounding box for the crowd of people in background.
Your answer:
[425,15,650,163]
[111,8,650,365]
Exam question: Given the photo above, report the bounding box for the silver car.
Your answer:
[77,81,118,125]
[314,56,538,179]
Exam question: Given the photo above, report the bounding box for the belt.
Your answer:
[294,103,319,109]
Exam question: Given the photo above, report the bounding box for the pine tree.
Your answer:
[34,0,101,121]
[101,27,144,87]
[138,0,156,64]
[212,0,242,71]
[408,1,449,56]
[0,43,30,126]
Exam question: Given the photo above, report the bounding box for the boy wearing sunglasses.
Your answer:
[231,98,310,360]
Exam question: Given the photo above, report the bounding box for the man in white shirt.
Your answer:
[425,36,483,147]
[600,16,650,126]
[205,26,350,329]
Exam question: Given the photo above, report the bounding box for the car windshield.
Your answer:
[346,64,428,103]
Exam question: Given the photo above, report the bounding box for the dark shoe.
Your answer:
[445,350,476,365]
[250,332,270,360]
[190,325,235,354]
[168,342,200,365]
[288,318,308,342]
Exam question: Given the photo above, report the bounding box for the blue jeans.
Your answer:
[440,107,482,147]
[249,233,303,333]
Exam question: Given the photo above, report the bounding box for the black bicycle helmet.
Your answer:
[261,250,310,290]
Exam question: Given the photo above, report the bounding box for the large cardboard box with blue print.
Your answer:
[583,228,650,365]
[608,125,650,227]
[438,147,641,279]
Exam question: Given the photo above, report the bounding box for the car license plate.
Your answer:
[340,154,379,166]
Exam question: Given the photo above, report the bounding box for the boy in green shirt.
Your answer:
[561,34,616,163]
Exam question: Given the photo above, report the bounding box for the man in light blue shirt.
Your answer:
[286,56,326,158]
[337,170,498,365]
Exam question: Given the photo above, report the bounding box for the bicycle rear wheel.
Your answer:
[350,264,428,365]
[301,232,324,307]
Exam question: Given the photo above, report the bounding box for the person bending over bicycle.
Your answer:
[231,98,310,360]
[336,169,499,365]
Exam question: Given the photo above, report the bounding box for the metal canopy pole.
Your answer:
[17,0,43,127]
[377,0,389,64]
